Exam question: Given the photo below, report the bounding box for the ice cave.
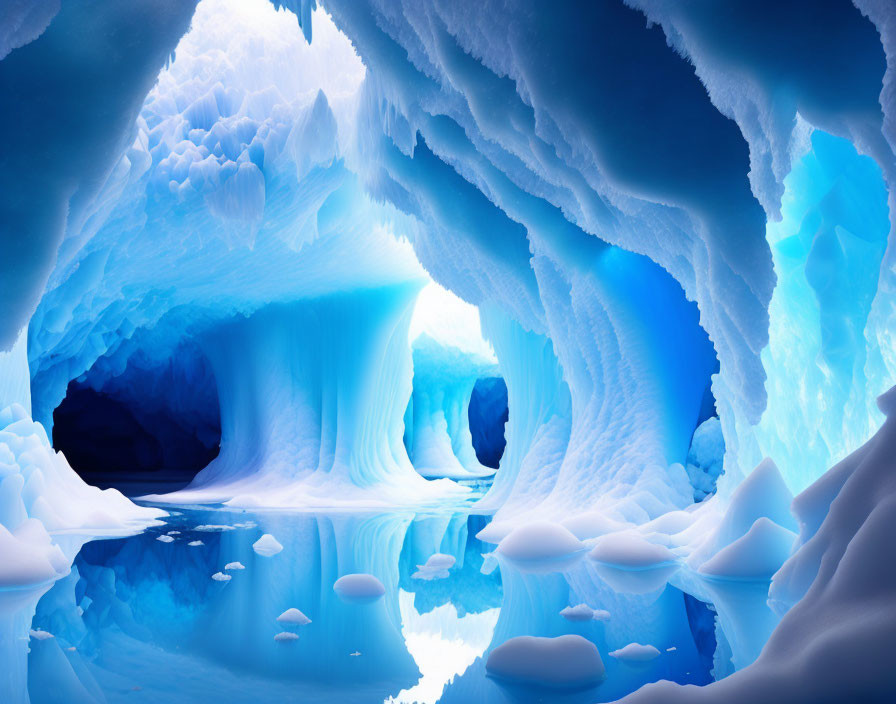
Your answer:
[1,0,894,702]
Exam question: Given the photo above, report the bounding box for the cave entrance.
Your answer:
[52,340,221,496]
[403,282,508,481]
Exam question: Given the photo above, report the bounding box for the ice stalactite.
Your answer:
[153,287,466,508]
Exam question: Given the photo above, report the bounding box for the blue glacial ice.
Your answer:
[1,0,895,701]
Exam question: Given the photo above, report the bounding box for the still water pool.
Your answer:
[20,504,722,703]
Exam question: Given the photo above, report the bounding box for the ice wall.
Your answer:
[320,0,894,514]
[153,288,466,508]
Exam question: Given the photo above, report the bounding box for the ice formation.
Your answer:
[1,0,895,700]
[485,634,606,689]
[610,643,661,664]
[333,573,387,604]
[276,608,311,626]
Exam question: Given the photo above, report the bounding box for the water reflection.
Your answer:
[17,506,768,703]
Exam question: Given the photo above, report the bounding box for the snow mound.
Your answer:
[274,631,299,642]
[252,534,283,556]
[333,574,386,604]
[610,643,661,663]
[496,521,586,572]
[486,635,606,689]
[560,604,611,622]
[588,533,678,568]
[276,608,311,626]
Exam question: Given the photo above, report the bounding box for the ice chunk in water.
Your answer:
[274,632,299,642]
[156,535,174,543]
[224,562,245,571]
[559,604,611,622]
[188,540,204,546]
[609,643,661,663]
[211,572,231,582]
[29,629,54,640]
[276,608,311,626]
[333,574,386,603]
[252,533,283,556]
[486,635,606,689]
[496,521,585,573]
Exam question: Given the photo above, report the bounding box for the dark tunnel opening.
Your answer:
[52,345,221,496]
[468,376,508,470]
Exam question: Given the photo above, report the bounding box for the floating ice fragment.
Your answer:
[588,533,679,593]
[350,651,361,657]
[609,643,661,663]
[252,534,283,556]
[559,604,610,622]
[167,530,181,535]
[422,553,455,570]
[274,632,299,642]
[588,533,677,568]
[333,574,386,604]
[224,562,245,571]
[560,604,596,622]
[211,572,231,582]
[496,522,585,573]
[666,646,676,652]
[29,629,54,640]
[195,525,236,532]
[412,553,456,580]
[486,635,605,688]
[277,608,311,626]
[188,540,204,546]
[156,535,174,543]
[233,521,257,529]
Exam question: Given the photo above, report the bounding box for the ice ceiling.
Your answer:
[1,0,895,699]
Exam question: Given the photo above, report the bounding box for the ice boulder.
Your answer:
[699,517,797,580]
[588,533,679,593]
[560,604,611,622]
[252,534,283,556]
[496,521,586,573]
[333,574,386,604]
[412,552,456,580]
[277,608,311,626]
[609,643,661,664]
[486,635,606,689]
[274,631,299,642]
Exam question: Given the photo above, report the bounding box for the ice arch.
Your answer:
[404,283,499,480]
